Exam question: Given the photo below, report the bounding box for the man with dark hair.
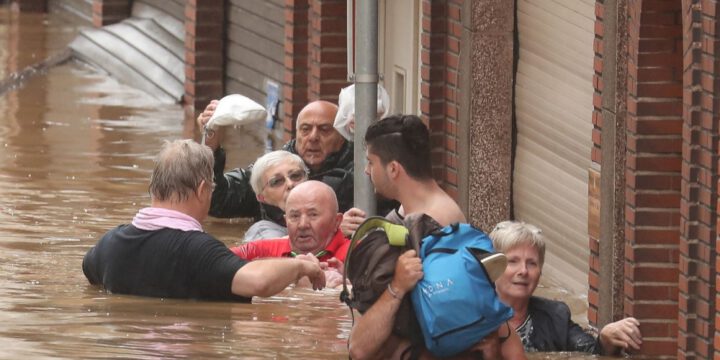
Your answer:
[348,115,525,359]
[363,114,464,225]
[82,139,325,301]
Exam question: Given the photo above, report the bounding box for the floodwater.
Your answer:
[0,7,644,360]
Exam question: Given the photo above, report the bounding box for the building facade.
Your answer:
[20,0,720,358]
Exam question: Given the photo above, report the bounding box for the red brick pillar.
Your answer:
[308,0,347,102]
[420,1,451,193]
[184,0,224,116]
[590,0,630,332]
[283,0,310,140]
[679,1,719,358]
[11,0,47,12]
[624,0,684,357]
[92,0,130,27]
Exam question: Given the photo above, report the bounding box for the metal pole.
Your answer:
[354,0,378,215]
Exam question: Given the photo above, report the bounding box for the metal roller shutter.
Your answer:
[226,0,284,106]
[513,0,595,295]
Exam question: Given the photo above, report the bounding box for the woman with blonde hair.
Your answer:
[490,221,642,356]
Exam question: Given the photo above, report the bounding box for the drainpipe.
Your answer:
[353,0,378,215]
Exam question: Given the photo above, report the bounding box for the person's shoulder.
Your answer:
[423,190,464,226]
[530,296,572,316]
[95,224,133,243]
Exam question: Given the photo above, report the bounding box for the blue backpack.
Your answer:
[342,216,513,358]
[411,222,513,357]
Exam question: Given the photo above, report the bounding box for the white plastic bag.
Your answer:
[206,94,267,130]
[334,84,390,141]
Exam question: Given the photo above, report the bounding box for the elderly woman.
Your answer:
[244,150,309,241]
[490,221,643,355]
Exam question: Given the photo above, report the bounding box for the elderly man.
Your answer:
[82,140,325,301]
[197,100,391,235]
[230,180,348,287]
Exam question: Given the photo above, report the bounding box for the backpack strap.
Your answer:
[353,216,410,247]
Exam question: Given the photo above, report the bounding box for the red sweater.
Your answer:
[230,229,350,263]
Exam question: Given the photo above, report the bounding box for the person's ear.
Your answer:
[256,193,265,203]
[334,212,343,229]
[197,180,208,196]
[387,160,400,179]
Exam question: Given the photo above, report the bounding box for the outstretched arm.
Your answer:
[197,100,223,150]
[209,150,261,218]
[599,317,642,355]
[231,258,325,298]
[348,250,423,360]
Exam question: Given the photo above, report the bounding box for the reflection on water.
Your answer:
[0,7,646,360]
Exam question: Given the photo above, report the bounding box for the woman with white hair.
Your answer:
[244,150,308,241]
[490,221,643,356]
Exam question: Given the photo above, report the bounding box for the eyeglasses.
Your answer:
[264,169,307,190]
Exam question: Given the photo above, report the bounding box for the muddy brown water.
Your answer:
[0,7,653,359]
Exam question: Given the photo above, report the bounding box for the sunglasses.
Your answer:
[265,169,307,189]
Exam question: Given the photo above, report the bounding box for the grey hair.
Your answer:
[490,220,546,266]
[249,150,308,194]
[149,139,214,202]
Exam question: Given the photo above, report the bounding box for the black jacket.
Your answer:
[209,140,355,220]
[527,296,602,354]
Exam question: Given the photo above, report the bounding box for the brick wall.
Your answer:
[282,0,346,140]
[679,1,719,358]
[420,0,461,199]
[91,0,129,27]
[283,0,309,139]
[624,0,683,357]
[589,0,605,327]
[308,0,346,103]
[184,0,224,117]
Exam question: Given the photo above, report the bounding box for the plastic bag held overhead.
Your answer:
[202,94,267,145]
[333,84,390,142]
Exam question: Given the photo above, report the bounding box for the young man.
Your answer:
[82,140,325,301]
[348,115,525,359]
[231,181,348,287]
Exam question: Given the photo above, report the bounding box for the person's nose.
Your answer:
[307,126,320,141]
[516,263,528,276]
[297,214,310,228]
[364,164,370,176]
[287,177,301,190]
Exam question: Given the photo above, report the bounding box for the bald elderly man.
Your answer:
[230,180,348,287]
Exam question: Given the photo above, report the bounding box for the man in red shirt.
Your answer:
[230,180,348,286]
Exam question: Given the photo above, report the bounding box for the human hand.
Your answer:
[295,253,320,265]
[298,259,326,291]
[197,100,223,150]
[390,250,423,297]
[326,257,344,275]
[341,207,367,236]
[599,317,642,354]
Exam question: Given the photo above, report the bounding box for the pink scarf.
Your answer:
[132,207,203,232]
